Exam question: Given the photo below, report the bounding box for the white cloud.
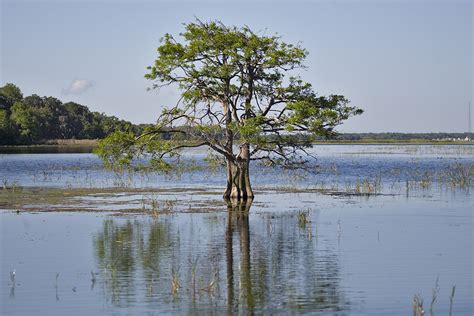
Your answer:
[62,79,94,95]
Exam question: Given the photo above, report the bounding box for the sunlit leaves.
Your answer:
[96,131,137,169]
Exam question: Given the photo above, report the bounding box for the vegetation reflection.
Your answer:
[93,204,348,313]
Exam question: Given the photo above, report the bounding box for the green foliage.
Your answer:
[99,19,363,173]
[0,109,16,144]
[0,83,23,110]
[96,131,137,168]
[0,83,146,145]
[10,101,42,141]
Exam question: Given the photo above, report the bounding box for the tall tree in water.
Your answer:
[97,20,363,200]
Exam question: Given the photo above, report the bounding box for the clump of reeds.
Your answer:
[355,178,379,194]
[444,163,470,189]
[142,195,176,217]
[413,294,425,316]
[171,267,180,296]
[2,180,21,192]
[419,171,432,189]
[412,280,456,316]
[297,209,310,229]
[150,197,160,218]
[200,267,219,297]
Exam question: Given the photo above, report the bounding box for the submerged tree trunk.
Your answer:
[223,143,254,201]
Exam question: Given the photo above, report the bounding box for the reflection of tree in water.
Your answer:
[225,202,348,314]
[93,204,348,314]
[94,218,172,306]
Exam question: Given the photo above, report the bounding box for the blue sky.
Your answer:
[1,0,472,132]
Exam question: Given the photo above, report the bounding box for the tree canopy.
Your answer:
[0,83,145,145]
[97,20,363,200]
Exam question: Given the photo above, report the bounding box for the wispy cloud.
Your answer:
[62,79,94,95]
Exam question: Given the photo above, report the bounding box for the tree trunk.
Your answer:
[223,143,254,201]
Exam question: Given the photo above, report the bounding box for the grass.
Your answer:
[0,154,471,214]
[412,279,456,316]
[297,209,310,229]
[0,162,470,214]
[413,294,425,316]
[449,286,456,316]
[171,267,180,296]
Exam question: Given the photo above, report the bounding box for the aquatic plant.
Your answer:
[429,276,439,314]
[10,269,15,284]
[189,257,198,300]
[297,209,310,229]
[201,267,219,297]
[171,267,180,296]
[413,280,456,316]
[449,286,456,316]
[412,294,425,316]
[444,163,470,189]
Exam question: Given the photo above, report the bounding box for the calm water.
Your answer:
[1,145,473,315]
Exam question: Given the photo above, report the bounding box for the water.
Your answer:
[1,145,473,315]
[0,144,472,191]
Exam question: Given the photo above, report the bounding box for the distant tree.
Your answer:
[40,97,65,138]
[97,20,363,200]
[9,95,64,141]
[0,83,23,110]
[0,83,23,143]
[0,109,15,144]
[63,102,93,138]
[10,101,42,141]
[22,94,44,108]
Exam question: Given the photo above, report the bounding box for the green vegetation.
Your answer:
[2,83,468,149]
[0,83,147,145]
[97,19,362,200]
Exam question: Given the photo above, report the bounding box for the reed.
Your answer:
[297,209,310,229]
[448,286,456,316]
[412,294,425,316]
[171,267,180,296]
[429,276,439,315]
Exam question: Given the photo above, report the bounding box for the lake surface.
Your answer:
[1,145,473,315]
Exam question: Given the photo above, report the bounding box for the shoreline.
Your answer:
[1,140,473,154]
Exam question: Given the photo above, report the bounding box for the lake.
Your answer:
[1,144,473,315]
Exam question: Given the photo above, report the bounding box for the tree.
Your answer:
[10,101,42,141]
[0,83,23,111]
[0,83,23,144]
[63,102,93,138]
[97,20,363,201]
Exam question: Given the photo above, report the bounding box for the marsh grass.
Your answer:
[413,294,425,316]
[2,180,21,192]
[171,267,180,296]
[443,163,470,188]
[429,276,440,314]
[297,209,310,229]
[200,267,219,297]
[0,159,471,214]
[413,280,456,316]
[189,257,199,300]
[354,176,382,194]
[449,286,456,316]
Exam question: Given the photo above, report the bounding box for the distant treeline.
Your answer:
[1,83,472,146]
[0,83,148,145]
[331,132,473,141]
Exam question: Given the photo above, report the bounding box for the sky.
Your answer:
[1,0,472,133]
